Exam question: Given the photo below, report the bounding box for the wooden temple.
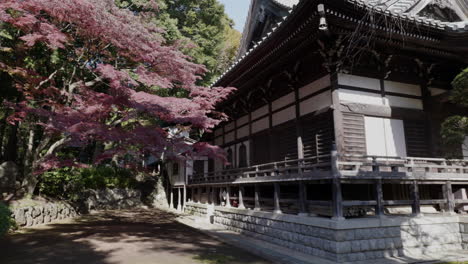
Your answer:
[168,0,468,220]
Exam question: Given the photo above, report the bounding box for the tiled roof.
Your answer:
[271,0,299,9]
[348,0,468,31]
[212,0,468,88]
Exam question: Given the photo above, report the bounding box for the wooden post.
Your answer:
[445,181,455,214]
[374,179,385,217]
[254,184,261,211]
[226,186,232,208]
[273,183,282,214]
[210,186,215,205]
[238,185,246,209]
[298,181,308,215]
[183,185,187,210]
[411,181,421,216]
[197,187,202,203]
[177,188,182,211]
[169,187,174,209]
[331,145,344,220]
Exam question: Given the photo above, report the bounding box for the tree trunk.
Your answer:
[0,116,6,162]
[22,128,36,194]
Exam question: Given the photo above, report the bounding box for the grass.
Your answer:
[193,254,235,264]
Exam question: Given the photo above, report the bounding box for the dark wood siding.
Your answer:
[271,121,298,161]
[302,111,334,162]
[252,132,270,165]
[404,120,429,157]
[342,113,366,156]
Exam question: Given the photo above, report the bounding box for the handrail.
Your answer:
[189,154,332,181]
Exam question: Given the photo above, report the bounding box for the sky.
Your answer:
[218,0,251,32]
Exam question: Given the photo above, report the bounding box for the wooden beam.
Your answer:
[273,183,282,214]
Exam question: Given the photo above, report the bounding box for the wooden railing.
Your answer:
[189,155,332,184]
[337,155,468,178]
[189,153,468,184]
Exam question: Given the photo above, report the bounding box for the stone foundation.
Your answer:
[11,202,78,227]
[185,202,465,262]
[461,216,468,250]
[80,188,142,212]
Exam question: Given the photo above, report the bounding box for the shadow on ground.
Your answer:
[0,209,271,264]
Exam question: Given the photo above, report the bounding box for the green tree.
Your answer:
[441,68,468,157]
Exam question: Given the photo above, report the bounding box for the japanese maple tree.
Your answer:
[0,0,233,192]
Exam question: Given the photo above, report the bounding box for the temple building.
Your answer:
[168,0,468,262]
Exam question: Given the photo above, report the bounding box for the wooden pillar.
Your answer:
[330,72,345,155]
[197,187,202,203]
[374,179,384,217]
[294,83,304,160]
[183,185,187,210]
[331,145,344,220]
[169,188,174,209]
[444,181,455,214]
[238,185,246,209]
[298,181,307,215]
[210,186,215,205]
[177,188,182,211]
[254,184,261,211]
[273,183,282,214]
[226,186,232,208]
[411,181,421,216]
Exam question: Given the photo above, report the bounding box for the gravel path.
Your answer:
[0,209,271,264]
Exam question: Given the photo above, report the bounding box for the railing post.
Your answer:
[238,185,246,209]
[444,181,455,214]
[273,183,282,214]
[374,179,385,217]
[298,181,308,216]
[372,156,379,172]
[411,181,421,216]
[331,145,344,220]
[254,184,261,211]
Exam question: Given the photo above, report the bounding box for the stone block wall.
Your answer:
[11,203,78,227]
[460,217,468,250]
[80,188,142,212]
[185,202,465,263]
[184,202,208,218]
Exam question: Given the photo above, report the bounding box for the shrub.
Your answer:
[0,202,12,237]
[38,166,138,201]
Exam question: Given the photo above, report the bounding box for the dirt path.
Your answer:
[0,209,271,264]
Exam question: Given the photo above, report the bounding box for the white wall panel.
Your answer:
[214,128,223,137]
[237,114,249,126]
[429,87,447,96]
[225,121,235,131]
[386,96,423,110]
[252,105,269,120]
[272,92,295,111]
[338,89,385,106]
[252,117,269,134]
[214,136,223,146]
[299,90,332,116]
[364,116,407,157]
[225,131,235,144]
[237,125,249,139]
[272,106,296,126]
[338,74,380,90]
[384,80,421,96]
[299,75,331,99]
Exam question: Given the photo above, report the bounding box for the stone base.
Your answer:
[185,202,467,263]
